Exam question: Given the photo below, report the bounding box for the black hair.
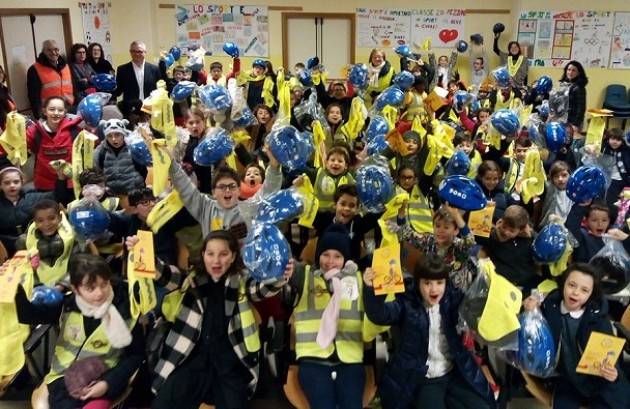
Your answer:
[79,168,107,186]
[69,43,88,64]
[557,262,602,306]
[32,199,60,216]
[87,42,105,64]
[128,188,155,207]
[244,162,266,182]
[69,253,113,288]
[212,166,242,189]
[42,96,67,116]
[210,61,223,70]
[194,230,244,277]
[560,60,589,87]
[476,160,503,179]
[333,184,358,203]
[507,41,521,56]
[586,200,610,219]
[413,254,450,282]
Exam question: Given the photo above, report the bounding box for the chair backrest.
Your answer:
[605,84,627,100]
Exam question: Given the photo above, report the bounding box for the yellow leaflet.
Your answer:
[0,112,27,166]
[146,190,184,233]
[149,139,171,197]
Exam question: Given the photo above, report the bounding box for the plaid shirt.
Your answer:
[151,262,286,395]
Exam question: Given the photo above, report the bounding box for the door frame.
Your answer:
[0,8,73,92]
[282,12,355,72]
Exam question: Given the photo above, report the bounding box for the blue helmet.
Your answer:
[566,166,606,203]
[533,75,553,95]
[31,286,64,306]
[306,56,320,70]
[163,53,175,68]
[490,109,520,136]
[198,85,232,112]
[222,42,240,58]
[394,44,411,58]
[128,137,152,166]
[438,175,487,210]
[492,66,511,88]
[544,122,567,153]
[68,202,110,240]
[255,189,304,225]
[446,151,471,176]
[266,126,314,172]
[356,165,395,213]
[456,40,469,53]
[366,116,390,143]
[393,71,415,91]
[453,90,473,111]
[243,224,291,281]
[515,311,556,377]
[169,46,182,61]
[493,23,505,34]
[348,64,369,90]
[91,73,117,92]
[532,224,567,263]
[374,86,405,111]
[78,94,104,127]
[232,106,257,128]
[366,134,389,156]
[252,58,267,69]
[171,80,196,102]
[470,34,484,45]
[193,128,234,167]
[298,69,313,87]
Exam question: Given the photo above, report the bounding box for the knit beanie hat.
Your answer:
[315,223,351,263]
[100,118,129,137]
[402,130,420,143]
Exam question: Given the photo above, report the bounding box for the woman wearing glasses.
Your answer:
[69,43,96,106]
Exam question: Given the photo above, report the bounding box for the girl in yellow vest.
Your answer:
[16,199,77,287]
[366,49,395,106]
[395,165,434,234]
[306,146,356,212]
[234,58,277,111]
[289,224,369,409]
[474,160,508,223]
[147,230,294,409]
[14,253,143,409]
[323,103,351,148]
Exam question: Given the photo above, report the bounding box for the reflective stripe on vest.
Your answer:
[45,310,136,384]
[294,266,364,363]
[237,280,261,353]
[504,158,520,194]
[407,186,433,234]
[25,212,74,286]
[467,150,483,179]
[314,168,353,210]
[34,63,74,106]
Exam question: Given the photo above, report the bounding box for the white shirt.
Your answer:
[425,304,453,378]
[133,61,145,100]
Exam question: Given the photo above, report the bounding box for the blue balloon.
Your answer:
[255,189,304,225]
[393,71,415,91]
[31,286,64,306]
[356,165,395,213]
[223,42,240,58]
[78,94,104,127]
[348,64,369,90]
[306,56,320,70]
[566,166,606,203]
[193,128,234,166]
[91,73,117,92]
[232,106,257,128]
[544,122,567,153]
[298,69,313,87]
[128,138,152,166]
[169,46,181,61]
[68,203,110,240]
[198,85,232,112]
[394,44,411,58]
[533,75,553,95]
[456,40,469,53]
[490,109,520,136]
[366,116,390,143]
[492,66,511,88]
[533,224,567,263]
[374,86,405,111]
[446,151,471,176]
[171,80,196,102]
[163,53,175,68]
[513,311,556,377]
[243,224,291,281]
[438,175,487,210]
[266,126,314,172]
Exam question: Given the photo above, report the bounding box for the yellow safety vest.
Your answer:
[314,168,354,211]
[405,185,433,234]
[504,158,522,194]
[366,65,395,106]
[402,91,428,121]
[294,267,364,363]
[46,309,136,384]
[467,150,483,179]
[494,90,514,111]
[25,212,74,286]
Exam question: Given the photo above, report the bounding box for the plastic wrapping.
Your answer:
[171,80,196,102]
[306,56,320,70]
[366,116,390,143]
[163,53,175,68]
[266,125,314,172]
[566,166,606,203]
[453,91,474,112]
[31,285,63,306]
[525,113,546,149]
[243,223,291,281]
[125,128,153,166]
[78,92,111,127]
[193,127,234,166]
[91,73,117,92]
[491,66,511,88]
[294,90,327,132]
[445,150,471,176]
[538,100,550,120]
[438,174,487,211]
[548,83,570,123]
[255,188,304,225]
[186,47,207,72]
[297,69,314,87]
[348,63,369,91]
[392,71,415,91]
[68,193,111,241]
[169,46,182,61]
[490,109,520,136]
[355,156,395,213]
[366,133,389,156]
[229,83,257,128]
[373,86,405,112]
[198,84,232,114]
[533,75,553,95]
[532,223,567,263]
[222,42,240,58]
[590,237,630,294]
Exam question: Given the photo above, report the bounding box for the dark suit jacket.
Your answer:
[114,61,162,114]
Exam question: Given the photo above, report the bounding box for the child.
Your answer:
[523,263,629,408]
[245,104,274,160]
[396,166,434,234]
[474,160,507,221]
[602,128,630,221]
[179,108,213,193]
[564,200,630,263]
[382,130,424,175]
[395,202,476,289]
[429,50,459,90]
[306,146,355,212]
[147,230,293,408]
[454,132,483,178]
[363,255,495,409]
[485,134,531,201]
[15,199,77,286]
[323,103,350,147]
[476,204,538,292]
[14,253,144,409]
[536,161,571,229]
[93,118,147,195]
[239,163,264,200]
[235,58,277,111]
[158,64,191,126]
[207,61,226,86]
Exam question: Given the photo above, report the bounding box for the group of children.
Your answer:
[0,27,629,409]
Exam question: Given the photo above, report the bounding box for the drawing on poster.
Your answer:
[410,9,466,48]
[551,20,573,60]
[79,2,113,62]
[356,8,412,47]
[610,12,630,69]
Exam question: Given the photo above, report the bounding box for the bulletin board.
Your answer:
[79,2,113,62]
[517,10,614,69]
[175,4,269,57]
[356,8,466,49]
[610,12,630,69]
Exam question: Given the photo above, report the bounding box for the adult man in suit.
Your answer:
[115,40,162,117]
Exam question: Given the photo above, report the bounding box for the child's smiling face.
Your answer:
[244,166,262,186]
[326,153,347,176]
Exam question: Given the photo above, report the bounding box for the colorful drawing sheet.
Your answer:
[411,9,466,49]
[371,243,405,296]
[356,8,412,48]
[576,332,625,376]
[79,2,113,63]
[518,10,614,68]
[0,251,30,303]
[132,230,156,279]
[610,12,630,69]
[175,4,268,57]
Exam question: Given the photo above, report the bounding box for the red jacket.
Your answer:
[27,116,82,190]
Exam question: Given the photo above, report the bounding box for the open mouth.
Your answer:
[249,179,256,186]
[429,294,440,302]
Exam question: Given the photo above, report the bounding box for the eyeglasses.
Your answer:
[215,183,239,192]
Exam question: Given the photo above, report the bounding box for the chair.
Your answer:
[603,84,630,129]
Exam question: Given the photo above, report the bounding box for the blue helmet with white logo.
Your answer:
[438,175,487,210]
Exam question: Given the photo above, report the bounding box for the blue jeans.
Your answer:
[298,361,364,409]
